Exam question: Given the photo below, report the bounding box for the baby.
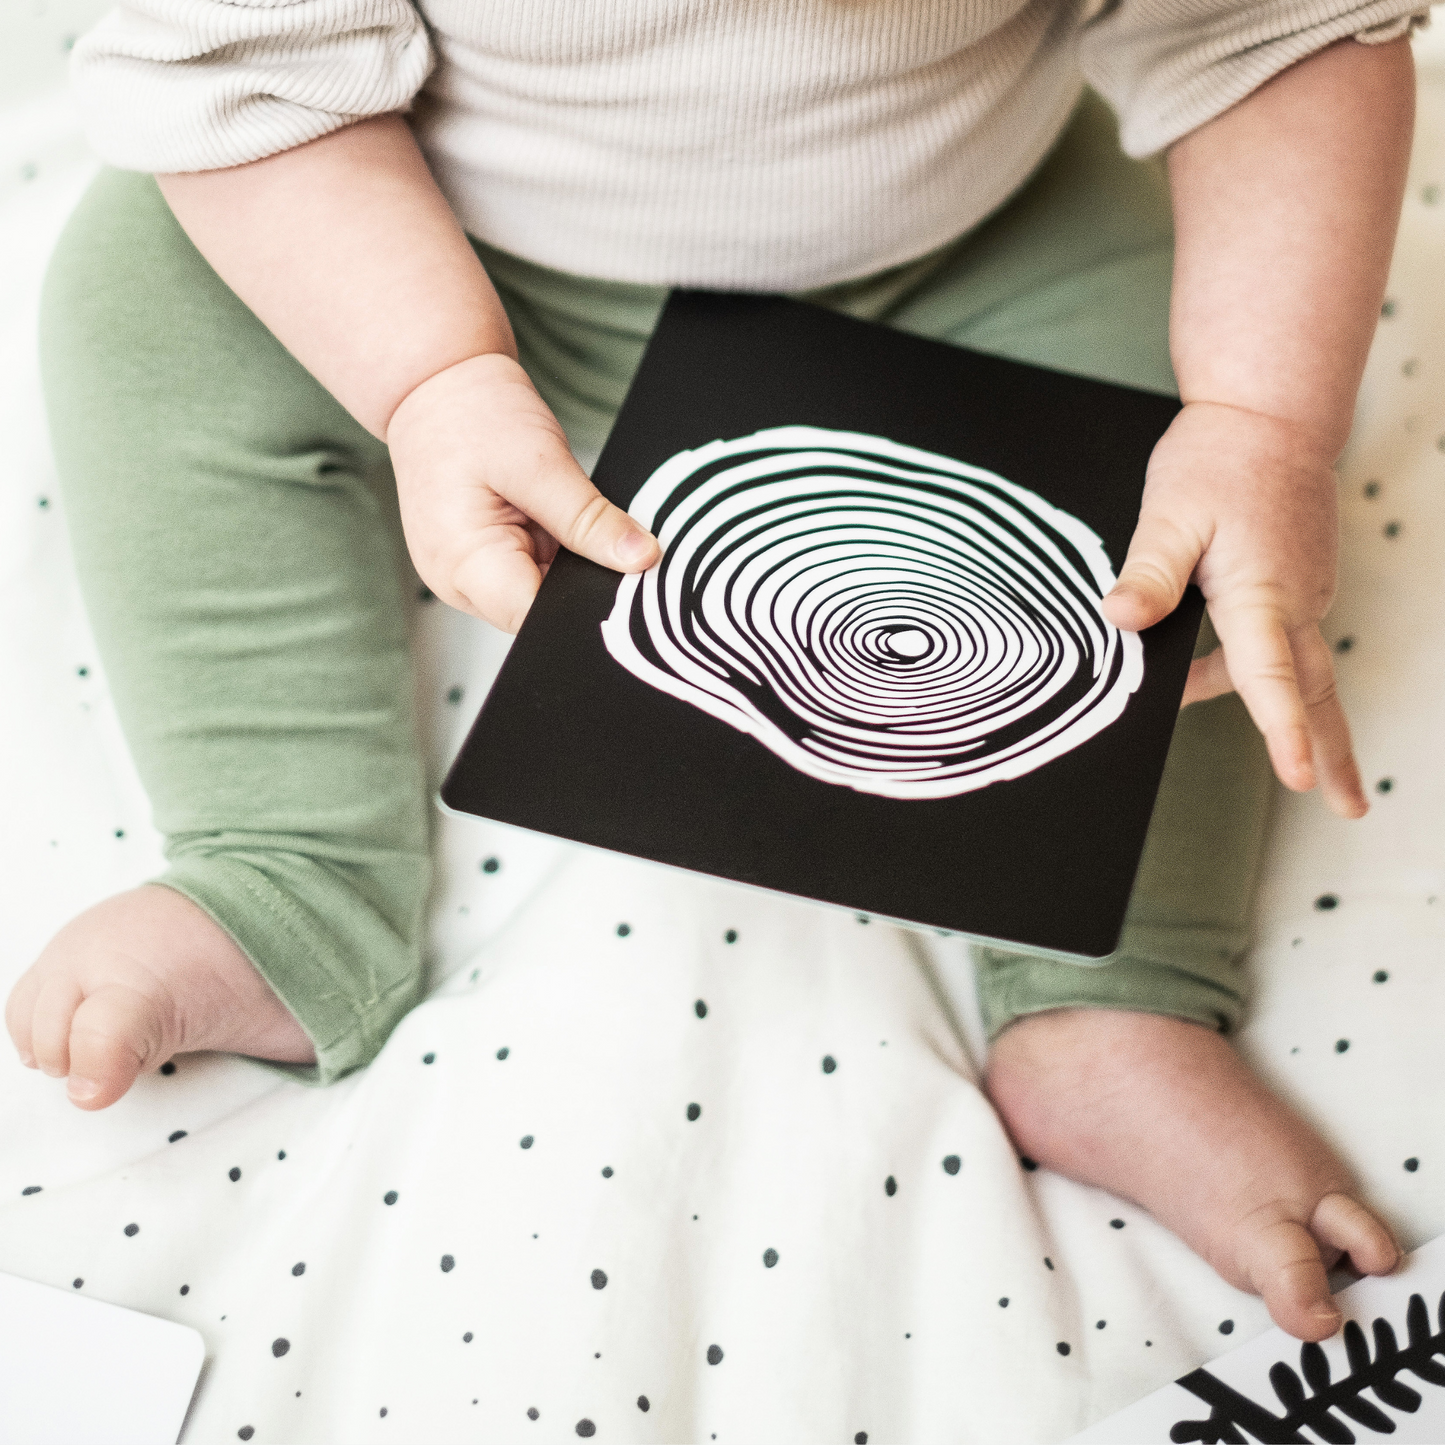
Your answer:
[6,0,1423,1344]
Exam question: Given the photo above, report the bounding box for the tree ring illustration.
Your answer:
[600,426,1142,799]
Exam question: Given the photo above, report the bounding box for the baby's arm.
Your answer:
[1101,37,1414,816]
[158,116,659,632]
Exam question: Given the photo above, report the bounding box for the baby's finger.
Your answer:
[5,965,42,1066]
[452,532,547,634]
[1291,628,1368,819]
[28,973,84,1079]
[498,447,658,577]
[1181,647,1234,708]
[1208,600,1315,793]
[1101,508,1203,633]
[66,986,160,1110]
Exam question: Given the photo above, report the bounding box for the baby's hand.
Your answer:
[1101,400,1367,819]
[388,353,659,633]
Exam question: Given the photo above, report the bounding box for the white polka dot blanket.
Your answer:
[1,19,1442,1443]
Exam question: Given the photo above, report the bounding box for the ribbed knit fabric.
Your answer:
[71,0,1429,291]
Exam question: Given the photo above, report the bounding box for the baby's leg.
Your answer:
[813,94,1398,1337]
[6,169,429,1105]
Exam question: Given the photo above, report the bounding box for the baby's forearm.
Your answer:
[158,116,514,439]
[1168,37,1414,459]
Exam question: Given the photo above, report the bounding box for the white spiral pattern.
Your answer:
[601,426,1142,799]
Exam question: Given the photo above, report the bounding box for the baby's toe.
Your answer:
[5,969,43,1067]
[28,974,85,1079]
[1311,1192,1400,1278]
[65,985,166,1110]
[1242,1216,1342,1342]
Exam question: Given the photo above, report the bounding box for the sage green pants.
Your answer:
[40,94,1273,1085]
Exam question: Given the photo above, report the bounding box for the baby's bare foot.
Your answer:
[986,1009,1399,1342]
[5,885,314,1110]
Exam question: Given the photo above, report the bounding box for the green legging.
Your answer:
[39,94,1274,1085]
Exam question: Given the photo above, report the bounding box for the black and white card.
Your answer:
[442,291,1202,957]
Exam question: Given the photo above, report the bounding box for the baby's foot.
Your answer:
[6,885,314,1110]
[986,1008,1399,1341]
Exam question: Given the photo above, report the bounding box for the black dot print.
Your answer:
[291,1262,305,1277]
[686,1103,701,1122]
[384,1191,398,1205]
[942,1156,961,1175]
[856,1433,869,1443]
[601,1167,613,1178]
[21,1185,41,1196]
[884,1176,897,1197]
[229,1167,242,1182]
[114,829,125,839]
[616,923,631,937]
[528,1408,539,1421]
[37,496,48,509]
[856,914,870,925]
[1044,1257,1054,1270]
[481,856,500,873]
[1374,970,1390,983]
[380,1407,388,1418]
[1363,480,1381,498]
[822,1055,837,1074]
[1335,1039,1350,1054]
[999,1298,1009,1308]
[272,1338,290,1357]
[576,1421,596,1437]
[1382,299,1397,317]
[169,1131,187,1143]
[1096,1320,1107,1330]
[441,1255,456,1272]
[1057,1342,1071,1356]
[124,1223,139,1237]
[1384,521,1402,539]
[724,929,738,944]
[1020,1156,1039,1171]
[521,1135,535,1149]
[238,1429,254,1441]
[695,1000,708,1018]
[1377,778,1395,794]
[1405,1157,1420,1172]
[638,1396,650,1412]
[1315,894,1339,911]
[1110,1219,1125,1229]
[422,1053,435,1065]
[1334,636,1355,654]
[591,1269,608,1290]
[707,1344,724,1365]
[496,1047,509,1060]
[77,665,89,677]
[1219,1320,1235,1335]
[447,686,464,705]
[277,1151,286,1160]
[763,1248,779,1268]
[159,1061,177,1076]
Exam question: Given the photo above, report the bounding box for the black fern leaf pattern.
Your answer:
[1168,1290,1445,1443]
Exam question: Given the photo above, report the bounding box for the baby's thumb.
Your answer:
[1101,511,1201,633]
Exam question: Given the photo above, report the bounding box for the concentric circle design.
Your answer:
[600,425,1142,799]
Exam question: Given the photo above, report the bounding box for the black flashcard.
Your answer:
[442,291,1201,958]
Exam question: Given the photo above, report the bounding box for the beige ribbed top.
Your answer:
[71,0,1427,289]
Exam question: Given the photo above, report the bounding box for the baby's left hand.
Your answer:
[1101,399,1367,819]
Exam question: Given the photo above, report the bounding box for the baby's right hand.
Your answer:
[387,353,659,633]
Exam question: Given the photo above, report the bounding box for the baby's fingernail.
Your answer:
[1313,1305,1343,1331]
[17,1051,34,1068]
[614,529,655,568]
[66,1076,99,1101]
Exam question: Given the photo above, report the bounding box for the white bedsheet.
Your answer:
[1,21,1442,1442]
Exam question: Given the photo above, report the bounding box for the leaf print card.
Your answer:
[1065,1234,1445,1444]
[0,1271,204,1445]
[441,290,1202,958]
